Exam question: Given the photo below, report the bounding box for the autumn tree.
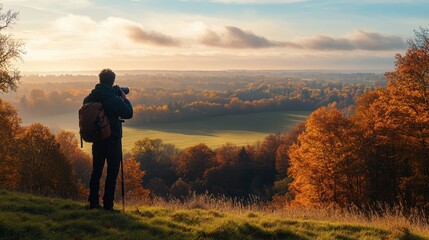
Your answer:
[170,178,192,199]
[17,124,77,198]
[0,98,21,190]
[387,28,429,207]
[177,143,215,192]
[273,122,305,197]
[288,107,367,207]
[203,144,252,197]
[352,89,405,205]
[350,28,429,209]
[0,4,24,93]
[56,131,92,198]
[115,155,150,203]
[131,138,178,196]
[275,122,305,180]
[0,5,23,191]
[251,134,282,197]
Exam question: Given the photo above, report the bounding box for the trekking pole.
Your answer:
[120,118,125,213]
[121,156,125,213]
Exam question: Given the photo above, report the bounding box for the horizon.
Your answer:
[19,69,387,76]
[4,0,429,73]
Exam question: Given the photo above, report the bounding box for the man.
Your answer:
[84,69,133,211]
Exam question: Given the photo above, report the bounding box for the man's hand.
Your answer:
[120,89,127,100]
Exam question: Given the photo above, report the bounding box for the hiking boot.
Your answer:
[103,208,121,213]
[89,203,103,210]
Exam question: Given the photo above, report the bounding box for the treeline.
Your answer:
[12,77,377,124]
[122,124,304,200]
[128,81,366,124]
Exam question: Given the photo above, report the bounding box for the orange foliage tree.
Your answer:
[177,143,215,192]
[353,28,429,208]
[16,124,77,197]
[385,28,429,207]
[115,155,150,203]
[0,99,21,190]
[288,107,366,207]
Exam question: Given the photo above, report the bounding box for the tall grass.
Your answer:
[139,193,429,237]
[1,190,427,239]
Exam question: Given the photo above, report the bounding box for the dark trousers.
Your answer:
[88,137,122,210]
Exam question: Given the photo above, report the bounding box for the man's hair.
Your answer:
[99,69,116,85]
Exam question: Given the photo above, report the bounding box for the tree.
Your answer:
[116,155,150,203]
[17,124,77,198]
[0,98,21,190]
[203,144,252,197]
[131,138,178,194]
[251,134,282,197]
[288,107,366,207]
[0,4,24,93]
[352,28,429,208]
[56,131,92,198]
[0,4,23,190]
[170,178,192,199]
[177,143,215,191]
[352,89,405,205]
[275,122,305,180]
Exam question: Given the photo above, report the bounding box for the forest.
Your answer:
[5,71,384,125]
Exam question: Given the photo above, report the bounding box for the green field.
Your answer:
[1,190,427,240]
[24,111,310,152]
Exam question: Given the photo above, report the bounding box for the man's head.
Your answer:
[99,69,116,85]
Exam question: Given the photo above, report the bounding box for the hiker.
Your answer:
[83,69,133,211]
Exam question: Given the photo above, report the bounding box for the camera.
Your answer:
[113,85,129,96]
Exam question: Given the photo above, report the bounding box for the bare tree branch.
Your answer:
[0,4,23,93]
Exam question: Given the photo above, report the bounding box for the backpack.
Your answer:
[79,102,111,147]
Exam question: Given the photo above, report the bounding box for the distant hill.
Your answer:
[0,190,426,240]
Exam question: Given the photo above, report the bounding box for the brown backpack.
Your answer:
[79,102,111,146]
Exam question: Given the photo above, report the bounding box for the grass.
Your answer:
[25,111,310,152]
[0,190,428,240]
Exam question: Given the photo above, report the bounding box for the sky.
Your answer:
[3,0,429,73]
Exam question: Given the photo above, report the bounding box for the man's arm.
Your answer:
[114,91,133,119]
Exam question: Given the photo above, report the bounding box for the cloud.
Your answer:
[22,14,184,65]
[301,30,406,51]
[50,15,179,48]
[200,26,405,51]
[127,26,180,46]
[201,26,298,48]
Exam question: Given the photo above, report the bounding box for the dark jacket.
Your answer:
[83,83,133,138]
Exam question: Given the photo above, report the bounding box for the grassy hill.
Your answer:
[0,190,427,240]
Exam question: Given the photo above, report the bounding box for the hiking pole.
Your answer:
[121,155,125,213]
[120,118,125,213]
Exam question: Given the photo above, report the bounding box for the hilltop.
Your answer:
[0,190,427,240]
